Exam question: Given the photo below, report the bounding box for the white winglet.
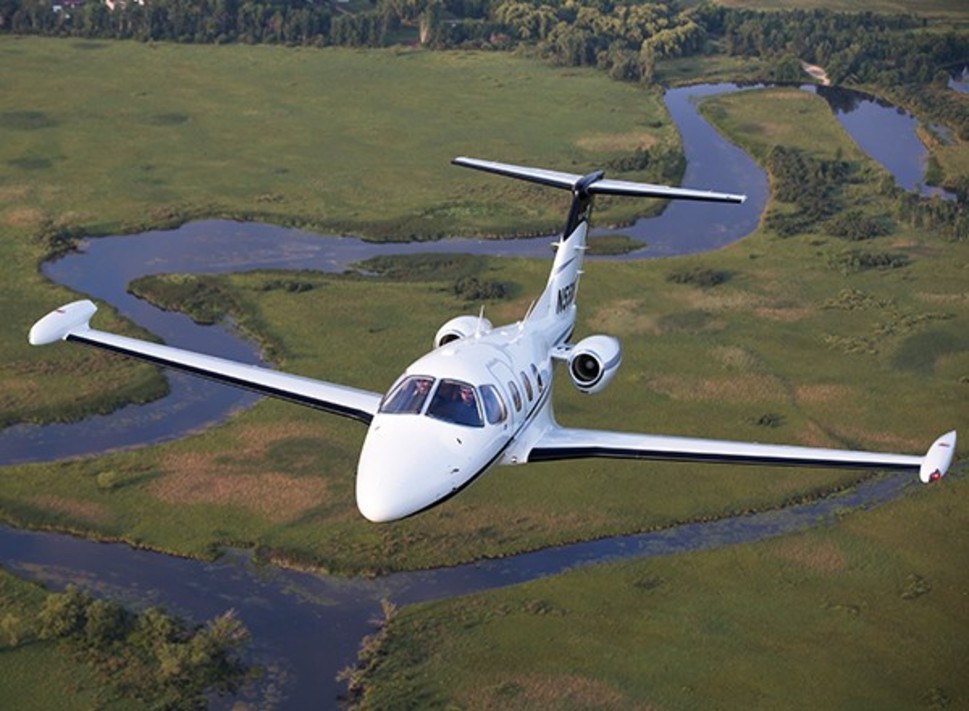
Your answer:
[919,430,957,483]
[29,299,97,345]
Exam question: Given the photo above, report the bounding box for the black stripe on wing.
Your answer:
[527,445,919,471]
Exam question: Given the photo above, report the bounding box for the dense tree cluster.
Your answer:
[37,585,250,709]
[1,0,334,44]
[450,275,507,300]
[824,209,893,241]
[763,146,855,237]
[128,273,237,325]
[896,192,969,242]
[603,144,683,181]
[700,5,969,139]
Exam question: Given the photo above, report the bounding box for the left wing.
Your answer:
[29,300,382,424]
[527,426,957,484]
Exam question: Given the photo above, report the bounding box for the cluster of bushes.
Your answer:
[824,210,893,241]
[605,147,651,173]
[36,585,250,709]
[764,146,855,237]
[826,249,910,274]
[896,192,969,242]
[251,277,318,293]
[128,274,237,326]
[33,218,87,258]
[450,275,507,300]
[666,266,728,288]
[353,253,484,282]
[337,599,397,705]
[604,144,685,182]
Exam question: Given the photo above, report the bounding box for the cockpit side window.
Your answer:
[380,376,435,415]
[427,379,484,427]
[480,384,507,425]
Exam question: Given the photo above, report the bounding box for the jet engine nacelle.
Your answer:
[568,335,622,394]
[434,315,493,349]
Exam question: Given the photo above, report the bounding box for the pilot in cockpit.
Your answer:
[428,380,482,427]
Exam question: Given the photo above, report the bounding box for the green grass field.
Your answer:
[353,466,969,709]
[0,38,674,240]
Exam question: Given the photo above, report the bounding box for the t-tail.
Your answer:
[452,157,746,335]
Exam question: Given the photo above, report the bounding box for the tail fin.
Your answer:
[452,157,746,334]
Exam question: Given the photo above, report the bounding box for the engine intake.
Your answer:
[434,315,493,349]
[567,334,622,394]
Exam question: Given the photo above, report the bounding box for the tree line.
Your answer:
[699,5,969,140]
[3,1,967,98]
[1,0,334,45]
[31,584,251,709]
[0,0,706,65]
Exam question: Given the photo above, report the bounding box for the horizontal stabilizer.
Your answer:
[453,157,746,204]
[29,299,97,345]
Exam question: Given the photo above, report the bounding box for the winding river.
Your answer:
[0,83,949,707]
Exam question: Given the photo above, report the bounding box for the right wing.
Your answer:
[29,300,382,424]
[527,426,957,484]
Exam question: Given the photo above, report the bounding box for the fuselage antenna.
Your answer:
[475,305,486,338]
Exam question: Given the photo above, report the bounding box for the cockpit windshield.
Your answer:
[380,376,434,415]
[426,379,483,428]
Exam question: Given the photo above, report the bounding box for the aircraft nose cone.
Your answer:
[356,419,439,523]
[356,480,410,523]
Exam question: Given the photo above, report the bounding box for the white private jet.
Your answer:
[30,157,956,522]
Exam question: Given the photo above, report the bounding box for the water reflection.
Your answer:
[809,84,956,200]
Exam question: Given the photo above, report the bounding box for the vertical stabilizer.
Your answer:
[527,170,601,332]
[451,156,746,341]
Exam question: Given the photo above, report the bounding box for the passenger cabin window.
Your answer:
[520,371,534,401]
[530,364,544,392]
[480,384,508,425]
[508,381,522,411]
[380,376,434,414]
[427,379,483,428]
